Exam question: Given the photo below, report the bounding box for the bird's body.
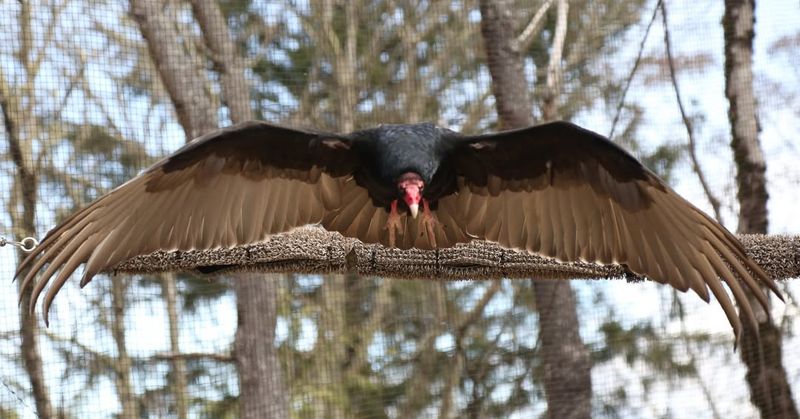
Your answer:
[17,120,781,341]
[353,123,452,188]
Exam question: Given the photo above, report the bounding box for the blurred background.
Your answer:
[0,0,798,417]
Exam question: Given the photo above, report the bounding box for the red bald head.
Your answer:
[397,172,424,218]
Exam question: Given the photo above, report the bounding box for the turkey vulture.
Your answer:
[17,121,780,339]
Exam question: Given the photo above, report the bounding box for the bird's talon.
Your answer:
[421,199,438,248]
[385,200,402,248]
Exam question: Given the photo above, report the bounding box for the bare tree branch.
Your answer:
[512,0,554,53]
[151,352,234,363]
[609,0,661,139]
[343,278,392,375]
[660,1,723,223]
[398,283,449,417]
[459,89,492,133]
[541,0,569,121]
[440,281,501,419]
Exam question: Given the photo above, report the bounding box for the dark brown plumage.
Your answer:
[16,120,781,340]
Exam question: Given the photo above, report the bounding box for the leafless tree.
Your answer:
[131,0,289,416]
[723,1,799,417]
[479,1,592,417]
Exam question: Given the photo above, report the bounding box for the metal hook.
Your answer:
[0,236,39,252]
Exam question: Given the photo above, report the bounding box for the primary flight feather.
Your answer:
[16,120,781,339]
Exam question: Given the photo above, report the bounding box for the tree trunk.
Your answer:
[234,275,289,419]
[110,277,139,418]
[3,5,56,411]
[131,0,218,138]
[1,74,53,419]
[162,273,188,419]
[132,1,289,417]
[315,274,349,417]
[534,279,592,419]
[723,1,799,418]
[188,0,251,122]
[189,2,290,416]
[327,0,359,132]
[479,1,592,418]
[301,4,361,416]
[479,0,536,129]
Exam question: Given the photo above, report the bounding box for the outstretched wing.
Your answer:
[17,121,364,321]
[436,121,780,339]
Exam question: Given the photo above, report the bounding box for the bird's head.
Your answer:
[397,172,424,218]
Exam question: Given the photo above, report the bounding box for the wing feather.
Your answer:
[439,121,780,338]
[16,121,362,316]
[557,188,577,261]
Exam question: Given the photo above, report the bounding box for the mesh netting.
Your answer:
[0,1,798,418]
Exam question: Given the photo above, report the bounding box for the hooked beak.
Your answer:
[409,203,419,219]
[398,172,424,219]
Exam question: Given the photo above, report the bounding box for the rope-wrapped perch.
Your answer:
[112,227,800,281]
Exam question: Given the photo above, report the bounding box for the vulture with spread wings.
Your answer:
[17,121,781,339]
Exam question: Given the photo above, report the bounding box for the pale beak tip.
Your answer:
[409,203,419,219]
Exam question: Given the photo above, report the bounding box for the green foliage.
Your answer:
[614,106,684,183]
[38,122,152,220]
[178,274,232,313]
[197,394,238,419]
[591,312,720,417]
[0,405,20,419]
[243,1,484,128]
[641,143,683,183]
[524,0,649,120]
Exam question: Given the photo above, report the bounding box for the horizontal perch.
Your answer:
[112,226,800,282]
